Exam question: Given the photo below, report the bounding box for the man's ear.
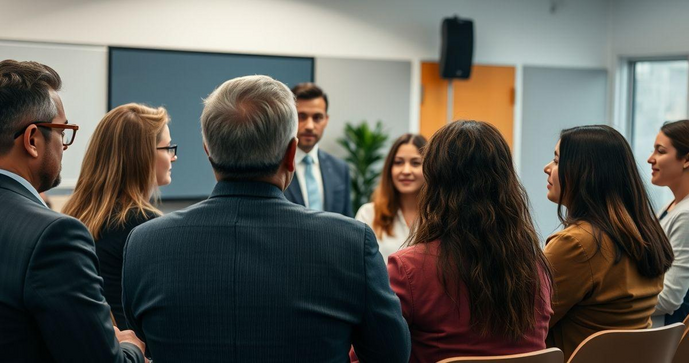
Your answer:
[22,126,40,158]
[283,137,297,172]
[203,143,210,157]
[684,153,689,170]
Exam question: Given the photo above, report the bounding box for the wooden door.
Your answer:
[420,62,515,148]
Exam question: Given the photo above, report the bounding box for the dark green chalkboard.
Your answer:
[109,47,313,199]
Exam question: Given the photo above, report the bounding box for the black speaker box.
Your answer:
[439,17,474,79]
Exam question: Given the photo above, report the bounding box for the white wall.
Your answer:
[0,40,107,189]
[0,0,612,139]
[608,0,689,131]
[0,0,610,66]
[610,0,689,58]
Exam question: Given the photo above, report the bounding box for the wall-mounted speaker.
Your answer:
[439,17,474,79]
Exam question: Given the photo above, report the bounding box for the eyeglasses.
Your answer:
[156,144,178,158]
[13,121,79,146]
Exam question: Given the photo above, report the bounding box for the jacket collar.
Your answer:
[0,174,45,207]
[209,180,286,200]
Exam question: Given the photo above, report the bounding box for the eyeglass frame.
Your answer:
[13,121,79,146]
[156,144,178,158]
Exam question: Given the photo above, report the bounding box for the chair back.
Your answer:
[568,323,685,363]
[672,316,689,363]
[437,348,563,363]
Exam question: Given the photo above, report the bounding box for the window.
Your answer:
[630,59,688,209]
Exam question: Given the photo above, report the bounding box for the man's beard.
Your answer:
[37,158,61,193]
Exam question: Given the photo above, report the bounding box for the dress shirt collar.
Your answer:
[0,168,48,208]
[296,144,320,166]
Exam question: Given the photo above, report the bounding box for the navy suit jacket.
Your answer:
[0,174,143,363]
[285,149,353,217]
[122,181,410,362]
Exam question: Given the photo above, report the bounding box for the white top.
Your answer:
[355,202,410,262]
[0,168,48,208]
[295,145,324,209]
[652,194,689,327]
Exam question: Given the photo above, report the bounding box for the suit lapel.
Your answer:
[319,149,335,212]
[285,174,306,206]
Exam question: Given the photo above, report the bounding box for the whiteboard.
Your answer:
[0,40,107,191]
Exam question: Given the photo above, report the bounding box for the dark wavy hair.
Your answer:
[661,120,689,159]
[557,125,673,278]
[411,120,551,340]
[371,133,427,238]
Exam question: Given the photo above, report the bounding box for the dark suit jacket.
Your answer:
[285,149,353,217]
[122,181,410,362]
[0,174,143,363]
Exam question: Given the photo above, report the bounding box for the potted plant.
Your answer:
[337,121,389,214]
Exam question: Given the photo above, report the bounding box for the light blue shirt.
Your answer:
[0,168,48,208]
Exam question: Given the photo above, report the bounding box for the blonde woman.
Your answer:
[63,103,177,328]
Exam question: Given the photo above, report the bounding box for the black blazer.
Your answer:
[285,149,353,217]
[0,174,143,363]
[97,210,157,329]
[123,181,410,362]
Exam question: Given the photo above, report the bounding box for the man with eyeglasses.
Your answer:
[0,60,145,362]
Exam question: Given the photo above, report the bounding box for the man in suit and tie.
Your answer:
[122,75,410,362]
[0,60,145,362]
[284,83,353,217]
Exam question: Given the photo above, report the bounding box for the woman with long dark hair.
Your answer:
[388,121,552,362]
[355,133,427,261]
[543,125,673,360]
[647,120,689,326]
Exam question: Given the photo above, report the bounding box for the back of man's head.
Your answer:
[0,60,62,155]
[291,82,328,112]
[201,75,297,180]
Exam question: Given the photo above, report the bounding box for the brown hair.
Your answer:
[0,60,62,154]
[558,125,673,278]
[371,133,427,238]
[63,103,168,239]
[291,82,328,112]
[661,120,689,159]
[411,120,551,340]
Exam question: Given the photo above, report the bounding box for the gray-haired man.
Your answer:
[122,75,410,362]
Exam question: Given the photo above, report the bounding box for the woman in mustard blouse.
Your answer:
[542,125,674,360]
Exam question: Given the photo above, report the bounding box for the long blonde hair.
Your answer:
[63,103,168,239]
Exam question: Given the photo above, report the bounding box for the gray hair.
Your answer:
[201,75,297,179]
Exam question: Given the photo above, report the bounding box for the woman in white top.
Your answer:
[648,119,689,326]
[356,133,427,261]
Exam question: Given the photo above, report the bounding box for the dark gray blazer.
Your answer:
[123,181,410,362]
[0,174,143,363]
[285,149,353,217]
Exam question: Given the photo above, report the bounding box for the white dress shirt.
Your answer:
[0,168,48,208]
[295,145,324,209]
[652,195,689,327]
[355,202,410,262]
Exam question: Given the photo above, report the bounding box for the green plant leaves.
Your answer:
[337,121,389,213]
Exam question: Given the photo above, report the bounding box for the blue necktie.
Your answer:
[302,155,322,210]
